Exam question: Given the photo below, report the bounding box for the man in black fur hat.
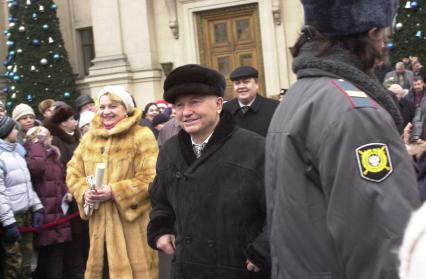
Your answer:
[147,64,270,279]
[265,1,421,278]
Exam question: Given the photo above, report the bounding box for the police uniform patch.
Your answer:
[331,79,376,109]
[355,143,393,182]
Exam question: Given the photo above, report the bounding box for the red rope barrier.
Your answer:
[18,212,80,233]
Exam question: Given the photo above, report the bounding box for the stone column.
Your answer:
[88,0,129,76]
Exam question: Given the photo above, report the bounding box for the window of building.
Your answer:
[78,28,95,76]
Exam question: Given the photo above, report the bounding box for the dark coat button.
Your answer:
[184,236,192,244]
[175,171,182,179]
[130,204,138,210]
[207,240,215,248]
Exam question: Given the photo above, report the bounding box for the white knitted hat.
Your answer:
[399,202,426,279]
[12,103,35,121]
[97,85,134,113]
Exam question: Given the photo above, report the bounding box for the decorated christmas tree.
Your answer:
[390,0,426,65]
[3,0,77,115]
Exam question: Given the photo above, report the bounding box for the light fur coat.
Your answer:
[67,108,159,279]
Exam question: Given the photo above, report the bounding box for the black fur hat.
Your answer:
[50,102,75,125]
[302,0,398,36]
[163,64,225,104]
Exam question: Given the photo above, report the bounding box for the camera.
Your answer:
[410,107,424,143]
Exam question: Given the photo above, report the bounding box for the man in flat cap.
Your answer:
[147,64,270,279]
[266,0,420,278]
[223,66,279,137]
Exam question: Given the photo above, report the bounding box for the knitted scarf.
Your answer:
[293,41,403,131]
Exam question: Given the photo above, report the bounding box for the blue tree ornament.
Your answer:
[32,39,41,46]
[387,42,395,49]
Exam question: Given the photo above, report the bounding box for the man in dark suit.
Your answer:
[223,66,279,137]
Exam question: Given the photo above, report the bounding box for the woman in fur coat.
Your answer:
[67,85,159,279]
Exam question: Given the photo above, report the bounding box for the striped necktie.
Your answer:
[193,142,206,158]
[240,106,250,115]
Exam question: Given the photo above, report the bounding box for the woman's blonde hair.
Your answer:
[26,126,51,145]
[100,92,126,110]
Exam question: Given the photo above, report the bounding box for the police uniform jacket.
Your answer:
[266,42,421,279]
[223,94,279,137]
[148,111,269,279]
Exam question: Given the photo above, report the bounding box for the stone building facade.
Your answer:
[0,0,304,106]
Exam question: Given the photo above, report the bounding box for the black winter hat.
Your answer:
[163,64,226,104]
[229,66,258,81]
[74,95,94,113]
[302,0,398,36]
[0,116,16,139]
[152,113,170,128]
[50,103,75,125]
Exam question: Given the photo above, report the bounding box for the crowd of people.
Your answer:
[2,0,426,279]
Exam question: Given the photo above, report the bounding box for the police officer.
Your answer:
[223,66,278,137]
[265,1,421,278]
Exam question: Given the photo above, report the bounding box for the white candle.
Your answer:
[95,163,106,189]
[94,163,106,210]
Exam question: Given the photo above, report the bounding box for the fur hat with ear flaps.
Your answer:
[301,0,398,36]
[163,64,226,104]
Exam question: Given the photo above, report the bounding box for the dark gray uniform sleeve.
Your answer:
[317,107,420,279]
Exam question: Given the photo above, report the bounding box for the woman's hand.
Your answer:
[84,185,113,203]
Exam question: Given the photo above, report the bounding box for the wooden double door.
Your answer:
[197,4,264,100]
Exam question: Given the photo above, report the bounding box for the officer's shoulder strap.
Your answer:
[330,79,377,109]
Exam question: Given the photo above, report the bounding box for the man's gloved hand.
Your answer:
[32,209,44,228]
[4,223,22,243]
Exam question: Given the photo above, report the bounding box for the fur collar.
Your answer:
[90,108,142,138]
[44,121,80,144]
[178,110,236,165]
[293,41,403,132]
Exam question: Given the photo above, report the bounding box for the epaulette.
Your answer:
[331,79,376,109]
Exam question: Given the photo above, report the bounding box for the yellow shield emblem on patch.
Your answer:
[356,143,393,182]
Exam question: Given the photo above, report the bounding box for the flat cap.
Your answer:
[74,95,94,113]
[163,64,225,104]
[229,66,258,81]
